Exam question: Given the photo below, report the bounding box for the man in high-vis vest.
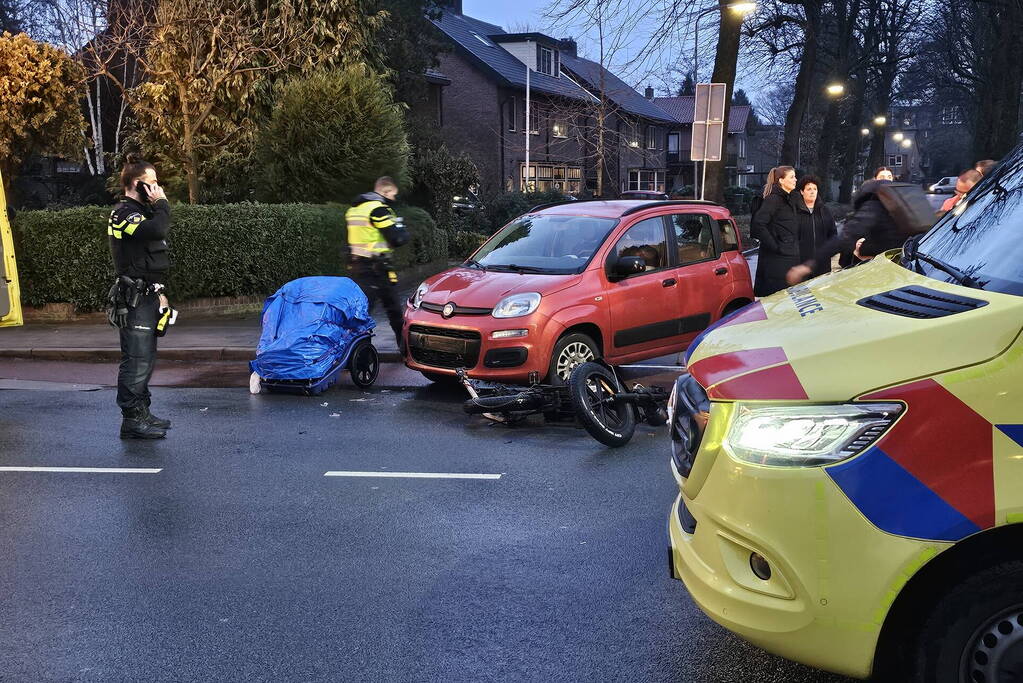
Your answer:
[346,177,409,345]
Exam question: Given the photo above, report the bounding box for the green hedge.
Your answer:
[12,203,445,311]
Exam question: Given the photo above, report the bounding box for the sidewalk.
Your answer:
[0,307,402,363]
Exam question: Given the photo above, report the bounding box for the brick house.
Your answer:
[429,2,674,196]
[651,95,754,190]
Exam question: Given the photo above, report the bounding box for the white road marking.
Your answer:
[323,471,501,480]
[0,467,163,474]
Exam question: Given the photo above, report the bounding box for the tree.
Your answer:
[409,144,481,227]
[255,66,411,204]
[102,0,385,203]
[0,32,84,193]
[702,5,746,203]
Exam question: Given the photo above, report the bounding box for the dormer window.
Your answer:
[537,45,559,77]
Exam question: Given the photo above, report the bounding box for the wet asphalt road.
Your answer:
[0,368,854,682]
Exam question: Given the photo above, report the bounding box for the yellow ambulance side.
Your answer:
[0,168,24,327]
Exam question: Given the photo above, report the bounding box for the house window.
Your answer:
[940,106,963,125]
[627,169,666,192]
[528,106,541,135]
[645,126,656,149]
[471,32,495,47]
[887,155,904,167]
[667,133,680,163]
[552,117,569,138]
[507,99,517,132]
[536,45,559,77]
[521,163,581,193]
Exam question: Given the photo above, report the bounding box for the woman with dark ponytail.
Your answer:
[751,165,799,297]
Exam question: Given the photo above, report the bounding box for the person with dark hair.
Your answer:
[795,175,837,277]
[107,155,172,439]
[939,169,982,216]
[874,167,895,181]
[346,176,409,345]
[751,165,799,296]
[787,177,905,285]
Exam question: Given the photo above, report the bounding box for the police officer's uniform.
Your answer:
[346,192,407,343]
[108,195,172,438]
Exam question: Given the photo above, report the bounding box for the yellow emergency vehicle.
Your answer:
[667,147,1023,681]
[0,169,24,327]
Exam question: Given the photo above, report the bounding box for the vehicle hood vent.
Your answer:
[856,285,988,319]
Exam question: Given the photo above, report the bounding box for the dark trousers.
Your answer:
[350,258,404,342]
[116,292,159,416]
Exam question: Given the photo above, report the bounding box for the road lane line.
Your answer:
[323,471,501,480]
[0,467,163,474]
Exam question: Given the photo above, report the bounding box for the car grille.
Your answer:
[420,302,492,316]
[408,325,482,369]
[857,285,987,319]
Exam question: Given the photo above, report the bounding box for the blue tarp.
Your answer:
[249,277,375,381]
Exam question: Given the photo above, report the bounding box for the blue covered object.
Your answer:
[249,277,375,381]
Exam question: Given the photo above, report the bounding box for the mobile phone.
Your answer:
[136,180,151,202]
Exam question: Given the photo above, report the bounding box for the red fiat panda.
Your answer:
[403,199,754,384]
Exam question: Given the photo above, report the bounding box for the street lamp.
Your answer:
[825,83,845,97]
[860,128,870,136]
[893,132,905,142]
[873,115,887,126]
[901,138,912,148]
[691,1,757,198]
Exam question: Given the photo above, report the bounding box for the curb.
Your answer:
[0,347,403,364]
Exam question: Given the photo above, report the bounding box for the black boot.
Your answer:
[120,411,167,439]
[142,406,172,429]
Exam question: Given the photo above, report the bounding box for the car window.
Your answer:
[668,213,718,264]
[718,219,739,251]
[613,217,668,273]
[476,215,618,274]
[915,145,1023,296]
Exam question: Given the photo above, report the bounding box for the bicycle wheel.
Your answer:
[569,362,636,447]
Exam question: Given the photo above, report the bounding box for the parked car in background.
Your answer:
[928,176,957,194]
[403,198,754,385]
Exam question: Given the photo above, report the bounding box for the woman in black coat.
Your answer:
[751,166,799,297]
[795,175,837,277]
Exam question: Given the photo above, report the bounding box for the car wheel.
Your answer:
[547,332,599,385]
[420,370,461,386]
[910,561,1023,682]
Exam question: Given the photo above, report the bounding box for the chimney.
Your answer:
[558,37,577,57]
[644,85,654,100]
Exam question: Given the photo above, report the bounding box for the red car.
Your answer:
[403,199,754,384]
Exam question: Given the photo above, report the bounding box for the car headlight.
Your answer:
[411,282,429,309]
[492,292,541,319]
[724,403,903,467]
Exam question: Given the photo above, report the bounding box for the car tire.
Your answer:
[568,362,636,447]
[420,370,461,386]
[910,560,1023,682]
[547,332,600,385]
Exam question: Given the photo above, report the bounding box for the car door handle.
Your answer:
[662,278,677,287]
[714,267,728,276]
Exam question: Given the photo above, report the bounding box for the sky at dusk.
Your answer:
[462,0,550,32]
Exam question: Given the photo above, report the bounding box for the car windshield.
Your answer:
[474,214,618,274]
[913,147,1023,296]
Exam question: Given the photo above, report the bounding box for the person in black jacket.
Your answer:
[787,179,904,285]
[751,165,799,296]
[795,175,837,277]
[108,155,172,439]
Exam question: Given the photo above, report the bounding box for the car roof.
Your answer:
[530,199,733,219]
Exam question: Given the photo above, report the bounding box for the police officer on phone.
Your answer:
[107,155,173,439]
[345,176,409,345]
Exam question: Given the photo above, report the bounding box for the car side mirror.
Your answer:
[607,255,646,281]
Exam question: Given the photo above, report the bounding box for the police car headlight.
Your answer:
[493,292,541,318]
[724,403,903,467]
[411,282,429,309]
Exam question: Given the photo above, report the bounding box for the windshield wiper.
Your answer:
[488,263,550,273]
[903,237,982,289]
[463,259,486,270]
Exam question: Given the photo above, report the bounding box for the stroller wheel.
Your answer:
[350,340,379,388]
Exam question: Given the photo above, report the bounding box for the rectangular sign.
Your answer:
[691,83,727,162]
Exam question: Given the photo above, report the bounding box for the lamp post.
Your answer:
[691,1,757,199]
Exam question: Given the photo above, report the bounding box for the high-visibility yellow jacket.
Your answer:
[346,193,397,259]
